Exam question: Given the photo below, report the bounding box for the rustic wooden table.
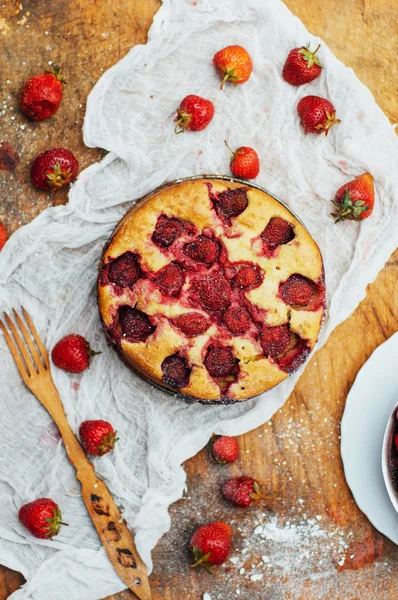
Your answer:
[0,1,397,599]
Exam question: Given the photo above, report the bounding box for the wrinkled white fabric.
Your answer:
[1,1,397,598]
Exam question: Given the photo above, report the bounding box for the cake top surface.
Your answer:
[98,178,325,402]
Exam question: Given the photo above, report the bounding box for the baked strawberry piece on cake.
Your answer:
[98,178,325,402]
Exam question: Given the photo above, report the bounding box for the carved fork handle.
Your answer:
[37,382,151,600]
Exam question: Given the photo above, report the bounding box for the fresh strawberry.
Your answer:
[222,476,262,508]
[209,434,239,465]
[297,95,340,135]
[190,521,232,568]
[20,66,65,121]
[51,334,100,373]
[332,173,374,222]
[79,420,119,456]
[282,44,323,86]
[18,498,68,539]
[31,148,78,191]
[225,141,260,179]
[213,45,252,89]
[175,95,214,134]
[0,223,7,251]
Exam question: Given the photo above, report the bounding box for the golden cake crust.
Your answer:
[98,178,325,403]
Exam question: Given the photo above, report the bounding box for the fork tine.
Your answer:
[13,309,46,372]
[21,307,50,369]
[0,318,30,382]
[4,312,36,375]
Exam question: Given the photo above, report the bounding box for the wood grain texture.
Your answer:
[0,0,397,599]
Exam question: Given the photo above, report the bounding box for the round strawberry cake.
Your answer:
[97,178,325,402]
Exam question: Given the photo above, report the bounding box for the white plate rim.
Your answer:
[341,331,398,543]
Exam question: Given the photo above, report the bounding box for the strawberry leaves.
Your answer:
[332,189,370,222]
[298,44,323,69]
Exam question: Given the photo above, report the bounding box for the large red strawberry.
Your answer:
[213,45,253,89]
[0,223,7,251]
[190,521,232,568]
[282,44,323,86]
[222,476,262,508]
[225,141,260,179]
[20,66,65,121]
[175,95,214,133]
[297,95,340,135]
[18,498,67,539]
[31,148,79,191]
[209,434,239,465]
[51,334,100,373]
[79,420,119,456]
[332,173,374,222]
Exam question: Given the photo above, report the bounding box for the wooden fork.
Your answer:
[0,308,151,600]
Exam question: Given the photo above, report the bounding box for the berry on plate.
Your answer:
[225,141,260,179]
[79,420,119,456]
[18,498,67,539]
[282,44,323,86]
[31,148,79,191]
[190,521,232,568]
[174,95,214,133]
[213,45,252,89]
[51,334,100,373]
[0,223,7,251]
[331,173,374,222]
[209,434,239,464]
[222,476,262,508]
[297,95,340,135]
[20,66,65,121]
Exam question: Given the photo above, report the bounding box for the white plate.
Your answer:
[341,331,398,544]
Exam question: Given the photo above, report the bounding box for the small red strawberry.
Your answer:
[79,420,119,456]
[209,434,239,465]
[31,148,78,191]
[174,95,215,133]
[51,334,100,373]
[18,498,68,539]
[0,223,7,251]
[20,66,65,121]
[213,45,253,89]
[282,44,323,86]
[222,476,262,508]
[331,173,374,222]
[190,521,232,568]
[297,95,340,135]
[225,141,260,179]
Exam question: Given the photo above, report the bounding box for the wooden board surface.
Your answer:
[0,0,397,599]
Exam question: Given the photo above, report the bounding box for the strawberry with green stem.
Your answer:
[190,521,232,569]
[31,148,79,191]
[19,498,68,539]
[332,173,375,222]
[283,44,323,86]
